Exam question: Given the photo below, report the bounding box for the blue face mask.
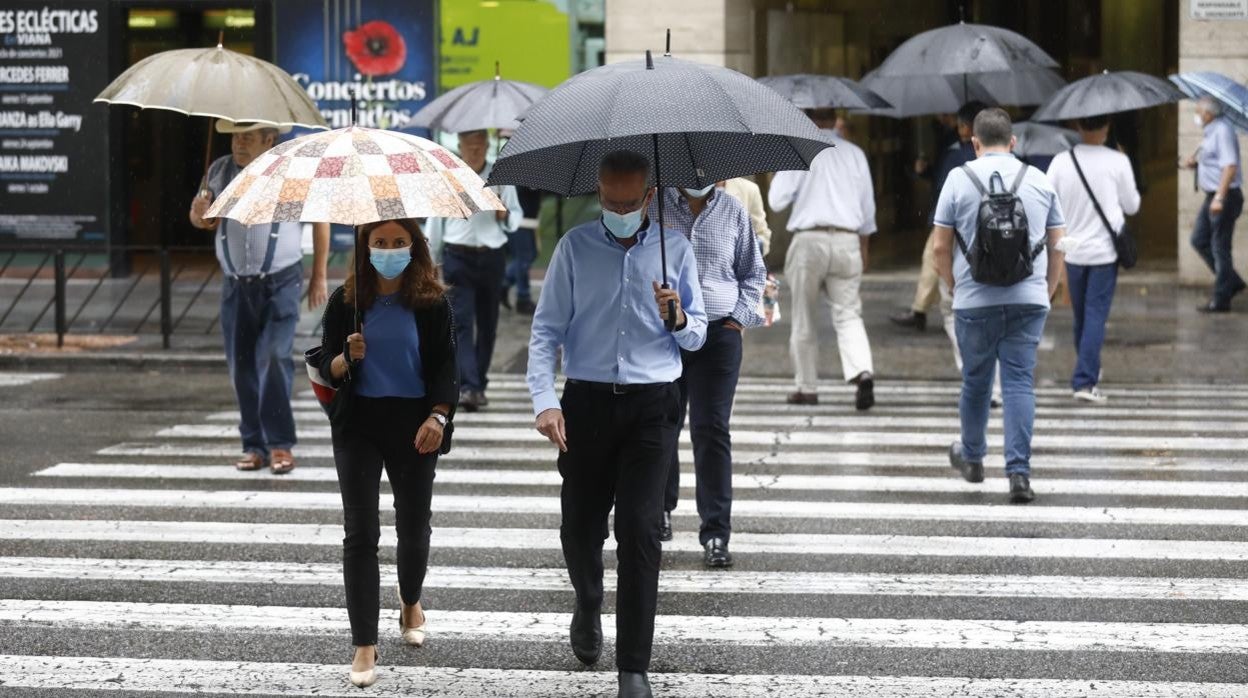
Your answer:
[681,184,715,198]
[602,207,644,239]
[370,248,411,280]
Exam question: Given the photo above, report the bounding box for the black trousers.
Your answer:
[663,322,744,544]
[442,245,506,393]
[558,381,680,672]
[332,396,438,646]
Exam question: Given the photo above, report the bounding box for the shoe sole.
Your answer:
[855,381,874,411]
[705,558,734,568]
[1010,491,1036,504]
[659,533,673,542]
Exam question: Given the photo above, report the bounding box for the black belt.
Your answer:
[445,243,500,254]
[566,379,670,395]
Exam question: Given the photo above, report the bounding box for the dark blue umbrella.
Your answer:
[1170,71,1248,131]
[1031,70,1185,122]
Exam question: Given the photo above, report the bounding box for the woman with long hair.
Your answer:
[317,218,458,687]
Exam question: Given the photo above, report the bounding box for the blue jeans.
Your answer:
[443,246,505,393]
[1066,262,1117,391]
[503,227,537,302]
[1190,188,1245,306]
[954,304,1048,475]
[663,322,744,544]
[220,263,301,457]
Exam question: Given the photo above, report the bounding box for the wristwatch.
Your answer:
[430,412,449,427]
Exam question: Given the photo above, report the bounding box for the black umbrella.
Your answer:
[757,74,892,110]
[488,41,831,327]
[1031,70,1185,122]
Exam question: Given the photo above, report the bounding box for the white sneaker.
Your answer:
[1073,387,1108,404]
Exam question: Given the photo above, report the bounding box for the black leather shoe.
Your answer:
[890,310,927,331]
[1009,473,1035,503]
[949,441,984,483]
[704,537,733,568]
[618,671,653,698]
[458,390,480,413]
[854,374,875,411]
[659,510,673,542]
[569,605,602,666]
[786,391,818,405]
[1197,301,1230,313]
[516,298,537,315]
[500,290,512,311]
[475,390,489,408]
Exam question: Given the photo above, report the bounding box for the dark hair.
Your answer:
[973,107,1014,147]
[344,218,445,310]
[1077,114,1110,131]
[957,101,989,125]
[599,149,651,179]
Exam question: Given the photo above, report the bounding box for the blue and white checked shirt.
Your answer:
[649,188,766,328]
[527,217,707,416]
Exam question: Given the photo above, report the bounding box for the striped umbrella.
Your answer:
[1170,71,1248,131]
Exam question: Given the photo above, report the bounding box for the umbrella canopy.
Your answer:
[488,53,831,196]
[1012,121,1078,158]
[757,74,891,110]
[94,42,327,130]
[204,126,503,227]
[1031,70,1185,122]
[871,22,1059,79]
[1170,71,1248,131]
[406,65,549,133]
[862,68,1064,117]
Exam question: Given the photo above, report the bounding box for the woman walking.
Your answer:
[317,218,458,687]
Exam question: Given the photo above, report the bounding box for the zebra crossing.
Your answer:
[1,375,1246,695]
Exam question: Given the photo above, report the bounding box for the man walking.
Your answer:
[1182,96,1243,312]
[528,150,706,698]
[651,184,766,567]
[427,129,523,411]
[932,108,1066,504]
[769,111,877,410]
[1046,115,1141,403]
[190,120,330,475]
[502,185,542,315]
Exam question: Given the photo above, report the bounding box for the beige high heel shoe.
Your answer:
[348,646,379,688]
[397,584,427,647]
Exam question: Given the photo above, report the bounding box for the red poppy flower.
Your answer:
[343,20,407,77]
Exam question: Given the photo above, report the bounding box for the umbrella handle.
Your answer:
[663,284,677,332]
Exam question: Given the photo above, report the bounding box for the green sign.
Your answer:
[440,0,570,90]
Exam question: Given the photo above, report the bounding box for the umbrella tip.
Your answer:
[646,49,654,70]
[665,28,671,57]
[495,60,500,80]
[217,30,224,48]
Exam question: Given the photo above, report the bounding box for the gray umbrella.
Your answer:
[489,48,831,326]
[1031,70,1185,122]
[757,74,891,110]
[1012,121,1078,157]
[405,62,548,133]
[872,21,1059,79]
[862,68,1064,117]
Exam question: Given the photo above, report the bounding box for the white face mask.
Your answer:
[1194,113,1205,127]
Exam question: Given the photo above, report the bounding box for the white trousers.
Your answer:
[786,231,874,392]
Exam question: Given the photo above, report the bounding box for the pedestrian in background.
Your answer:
[933,108,1066,504]
[720,177,773,258]
[770,110,877,411]
[651,184,766,568]
[502,185,542,315]
[1046,114,1141,403]
[189,119,330,475]
[528,150,706,698]
[427,129,523,411]
[317,219,459,688]
[1182,96,1244,312]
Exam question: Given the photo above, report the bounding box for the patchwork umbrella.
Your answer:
[406,62,549,133]
[1169,71,1248,131]
[757,74,891,110]
[205,125,503,414]
[1031,70,1186,122]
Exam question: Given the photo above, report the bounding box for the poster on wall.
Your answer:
[0,1,108,242]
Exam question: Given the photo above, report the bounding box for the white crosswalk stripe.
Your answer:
[5,376,1248,695]
[0,371,60,388]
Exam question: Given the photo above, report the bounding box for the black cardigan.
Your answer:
[317,285,459,421]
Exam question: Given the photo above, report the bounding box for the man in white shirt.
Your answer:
[769,112,876,410]
[426,130,523,411]
[1046,115,1141,403]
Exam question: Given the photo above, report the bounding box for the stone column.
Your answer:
[605,0,754,72]
[1177,7,1248,284]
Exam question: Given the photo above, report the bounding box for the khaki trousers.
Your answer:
[785,231,874,392]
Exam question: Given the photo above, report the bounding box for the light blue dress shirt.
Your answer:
[649,189,766,328]
[425,162,523,261]
[1198,117,1242,193]
[934,152,1065,311]
[527,218,708,416]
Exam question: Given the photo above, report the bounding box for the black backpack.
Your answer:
[954,164,1045,287]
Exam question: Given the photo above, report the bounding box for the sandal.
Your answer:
[234,453,267,471]
[270,449,296,475]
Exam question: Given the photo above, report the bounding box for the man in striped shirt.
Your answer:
[649,185,766,567]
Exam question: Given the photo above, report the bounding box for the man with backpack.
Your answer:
[1045,115,1141,404]
[931,108,1066,504]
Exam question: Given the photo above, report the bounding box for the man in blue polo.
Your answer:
[1183,96,1243,312]
[528,150,706,698]
[932,108,1066,504]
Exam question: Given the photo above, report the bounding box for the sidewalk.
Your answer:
[2,270,1245,386]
